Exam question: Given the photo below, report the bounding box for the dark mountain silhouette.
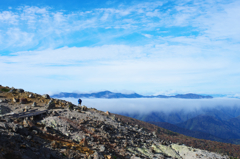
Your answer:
[52,91,213,99]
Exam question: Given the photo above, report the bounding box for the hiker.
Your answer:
[78,98,82,106]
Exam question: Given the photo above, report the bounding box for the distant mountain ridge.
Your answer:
[52,91,213,99]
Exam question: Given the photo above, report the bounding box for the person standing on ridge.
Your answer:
[78,98,82,106]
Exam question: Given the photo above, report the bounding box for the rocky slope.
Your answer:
[0,85,230,159]
[177,115,240,140]
[148,121,232,144]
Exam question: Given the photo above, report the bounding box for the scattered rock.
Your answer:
[0,99,7,103]
[79,136,88,147]
[93,151,100,159]
[23,119,29,127]
[27,135,32,140]
[130,155,141,159]
[43,126,52,133]
[0,105,11,114]
[152,131,157,137]
[32,102,37,107]
[9,88,16,93]
[46,99,55,109]
[12,98,19,102]
[68,103,73,110]
[32,130,38,135]
[52,111,58,116]
[2,123,9,129]
[12,124,19,132]
[81,105,88,111]
[17,89,24,93]
[106,155,112,159]
[20,98,27,104]
[42,94,50,99]
[99,145,105,152]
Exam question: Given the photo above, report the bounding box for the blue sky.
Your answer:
[0,0,240,95]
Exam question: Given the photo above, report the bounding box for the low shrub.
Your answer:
[1,88,10,92]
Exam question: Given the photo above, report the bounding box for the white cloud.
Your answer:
[5,28,34,47]
[142,34,152,38]
[193,1,240,41]
[0,11,18,24]
[146,9,160,17]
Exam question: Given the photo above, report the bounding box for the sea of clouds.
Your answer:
[59,97,240,114]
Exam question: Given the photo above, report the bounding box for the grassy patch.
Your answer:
[1,88,10,92]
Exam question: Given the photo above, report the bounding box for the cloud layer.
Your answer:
[60,97,240,114]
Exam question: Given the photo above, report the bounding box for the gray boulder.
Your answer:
[81,105,88,111]
[17,89,24,93]
[46,99,55,109]
[9,88,16,93]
